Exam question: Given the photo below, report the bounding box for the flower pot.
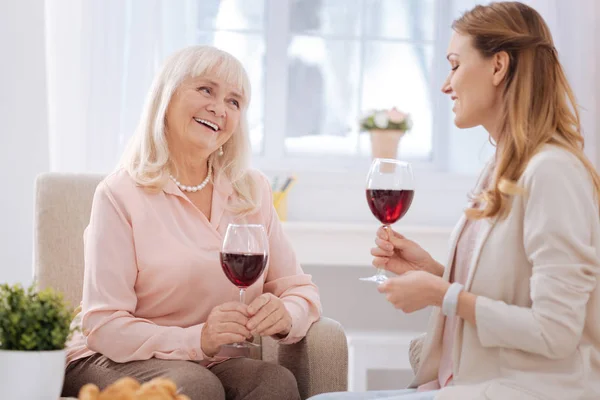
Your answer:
[0,349,66,399]
[369,129,405,159]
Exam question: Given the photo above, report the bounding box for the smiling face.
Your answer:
[441,32,503,130]
[165,73,245,159]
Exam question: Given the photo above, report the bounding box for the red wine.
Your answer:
[220,252,268,288]
[366,189,414,224]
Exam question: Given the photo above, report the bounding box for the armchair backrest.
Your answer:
[34,173,104,307]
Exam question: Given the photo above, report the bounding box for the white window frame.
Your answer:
[242,0,456,174]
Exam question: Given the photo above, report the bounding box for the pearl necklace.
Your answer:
[169,163,212,193]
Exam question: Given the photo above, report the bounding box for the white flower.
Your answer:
[373,111,389,129]
[361,109,376,119]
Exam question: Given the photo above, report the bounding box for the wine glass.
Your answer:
[361,158,415,283]
[220,223,269,348]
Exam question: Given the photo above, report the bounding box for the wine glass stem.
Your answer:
[377,224,392,278]
[239,288,246,305]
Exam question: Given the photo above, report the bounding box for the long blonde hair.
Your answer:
[453,1,600,219]
[120,45,259,215]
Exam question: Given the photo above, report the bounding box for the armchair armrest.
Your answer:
[262,317,348,399]
[408,332,427,374]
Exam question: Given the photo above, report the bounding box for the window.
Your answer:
[194,0,453,171]
[196,0,267,153]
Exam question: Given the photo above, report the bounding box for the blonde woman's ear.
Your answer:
[492,51,510,86]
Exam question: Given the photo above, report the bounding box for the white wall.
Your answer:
[0,0,49,285]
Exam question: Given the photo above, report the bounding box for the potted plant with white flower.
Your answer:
[360,107,412,159]
[0,282,76,400]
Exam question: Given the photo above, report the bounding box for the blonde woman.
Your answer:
[61,46,321,400]
[312,1,600,400]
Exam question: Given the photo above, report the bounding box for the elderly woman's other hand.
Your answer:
[246,293,293,337]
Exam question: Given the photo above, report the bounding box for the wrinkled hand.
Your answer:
[371,227,442,276]
[377,271,449,313]
[201,302,252,357]
[246,293,292,337]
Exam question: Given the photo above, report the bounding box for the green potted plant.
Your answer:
[360,107,413,159]
[0,282,76,400]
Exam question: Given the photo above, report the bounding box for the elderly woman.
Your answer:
[61,46,321,400]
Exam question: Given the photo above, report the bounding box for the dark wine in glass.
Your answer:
[366,189,414,225]
[361,159,415,283]
[220,252,268,288]
[220,223,269,348]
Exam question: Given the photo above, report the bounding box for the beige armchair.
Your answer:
[34,172,348,399]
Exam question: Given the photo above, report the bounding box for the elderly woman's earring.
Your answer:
[218,146,224,156]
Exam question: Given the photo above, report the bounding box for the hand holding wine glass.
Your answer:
[246,293,292,337]
[371,226,444,277]
[219,223,269,348]
[361,158,415,283]
[201,302,252,357]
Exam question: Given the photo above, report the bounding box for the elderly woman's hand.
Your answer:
[201,302,252,357]
[246,293,292,337]
[377,271,450,313]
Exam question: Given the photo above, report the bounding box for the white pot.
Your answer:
[0,349,66,400]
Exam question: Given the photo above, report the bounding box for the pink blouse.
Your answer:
[66,168,322,366]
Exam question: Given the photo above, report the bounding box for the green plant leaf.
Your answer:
[0,282,76,351]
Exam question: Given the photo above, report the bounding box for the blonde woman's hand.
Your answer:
[371,226,444,277]
[378,271,449,313]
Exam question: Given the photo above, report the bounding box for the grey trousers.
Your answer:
[309,389,438,400]
[61,354,300,400]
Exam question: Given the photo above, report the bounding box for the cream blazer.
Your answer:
[410,145,600,400]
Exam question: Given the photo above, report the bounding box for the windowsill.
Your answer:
[258,161,480,189]
[281,221,452,267]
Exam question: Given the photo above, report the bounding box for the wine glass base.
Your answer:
[359,274,388,284]
[222,342,261,349]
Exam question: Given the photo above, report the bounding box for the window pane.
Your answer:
[198,0,265,31]
[364,0,435,41]
[360,42,433,159]
[198,32,265,153]
[290,0,362,36]
[284,36,361,155]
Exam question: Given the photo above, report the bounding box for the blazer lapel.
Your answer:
[464,217,496,290]
[463,159,497,290]
[443,214,467,281]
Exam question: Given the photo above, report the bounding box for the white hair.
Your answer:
[120,45,259,215]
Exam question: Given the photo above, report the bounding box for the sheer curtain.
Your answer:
[45,0,197,173]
